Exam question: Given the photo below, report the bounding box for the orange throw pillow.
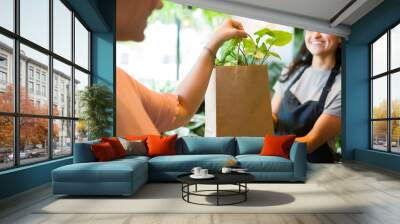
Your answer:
[259,134,297,159]
[146,134,178,157]
[91,142,117,162]
[124,135,148,141]
[101,137,126,158]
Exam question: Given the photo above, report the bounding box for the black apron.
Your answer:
[275,65,339,163]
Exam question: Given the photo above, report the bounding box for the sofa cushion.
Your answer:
[52,158,147,183]
[149,154,235,172]
[260,134,296,159]
[91,142,118,161]
[119,138,147,156]
[177,137,236,155]
[115,155,150,163]
[236,155,293,172]
[147,134,177,157]
[101,137,127,158]
[235,137,264,155]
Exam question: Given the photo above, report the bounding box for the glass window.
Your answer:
[53,59,72,117]
[41,85,46,96]
[20,44,49,115]
[19,117,49,165]
[0,54,7,67]
[74,18,89,70]
[53,119,72,158]
[371,24,400,154]
[391,120,400,153]
[75,120,88,143]
[391,72,400,118]
[372,77,387,119]
[28,67,34,79]
[0,71,7,84]
[390,120,400,153]
[0,116,14,169]
[0,35,13,113]
[35,70,40,80]
[391,24,400,70]
[28,81,33,93]
[372,33,387,76]
[372,121,388,151]
[36,84,40,95]
[0,0,14,31]
[74,69,89,118]
[20,0,49,49]
[1,0,91,170]
[53,0,72,60]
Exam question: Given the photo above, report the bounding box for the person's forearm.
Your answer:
[295,114,341,153]
[173,42,219,127]
[168,19,247,128]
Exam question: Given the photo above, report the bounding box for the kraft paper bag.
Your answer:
[205,65,274,137]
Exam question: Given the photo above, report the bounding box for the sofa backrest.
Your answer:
[176,137,236,155]
[235,137,264,155]
[74,137,264,162]
[73,139,100,163]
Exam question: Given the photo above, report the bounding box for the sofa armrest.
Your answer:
[289,141,307,181]
[73,140,100,163]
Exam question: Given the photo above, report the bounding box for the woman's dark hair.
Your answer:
[279,41,342,82]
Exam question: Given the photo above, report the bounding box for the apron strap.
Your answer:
[284,65,309,95]
[318,65,340,108]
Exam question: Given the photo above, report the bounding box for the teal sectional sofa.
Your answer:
[52,137,307,196]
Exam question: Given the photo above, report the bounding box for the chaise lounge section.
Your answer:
[52,137,307,196]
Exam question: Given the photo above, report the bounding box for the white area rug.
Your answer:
[38,183,362,214]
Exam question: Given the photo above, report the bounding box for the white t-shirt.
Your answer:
[273,66,341,118]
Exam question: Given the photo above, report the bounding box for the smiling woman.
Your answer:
[271,31,342,163]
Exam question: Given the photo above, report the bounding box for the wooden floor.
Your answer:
[1,162,400,224]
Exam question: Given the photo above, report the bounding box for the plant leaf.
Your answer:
[225,54,237,65]
[259,43,268,54]
[254,28,275,38]
[265,37,275,45]
[217,38,240,65]
[270,30,293,46]
[254,50,265,59]
[242,37,257,55]
[269,51,282,60]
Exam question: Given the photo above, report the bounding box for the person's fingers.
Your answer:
[238,30,248,38]
[229,19,244,30]
[230,29,247,38]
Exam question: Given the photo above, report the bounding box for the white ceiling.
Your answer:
[170,0,384,37]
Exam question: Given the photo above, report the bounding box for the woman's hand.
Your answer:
[206,19,248,53]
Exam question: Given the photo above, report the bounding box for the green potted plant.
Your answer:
[216,27,292,65]
[205,27,292,137]
[79,84,113,140]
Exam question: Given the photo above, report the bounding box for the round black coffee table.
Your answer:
[177,173,255,206]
